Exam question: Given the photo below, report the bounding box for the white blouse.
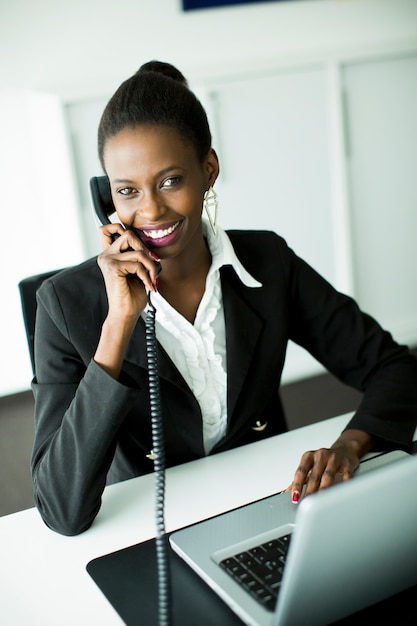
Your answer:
[144,220,262,454]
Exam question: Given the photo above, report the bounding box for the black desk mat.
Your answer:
[87,536,243,625]
[87,534,417,626]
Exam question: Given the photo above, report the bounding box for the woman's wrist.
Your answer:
[94,316,137,379]
[331,429,374,459]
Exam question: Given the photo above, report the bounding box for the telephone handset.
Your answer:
[89,176,162,277]
[89,176,170,623]
[89,175,115,227]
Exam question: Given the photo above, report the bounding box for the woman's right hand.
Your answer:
[94,223,160,380]
[97,223,160,323]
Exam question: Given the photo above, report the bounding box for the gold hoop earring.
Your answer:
[204,186,218,236]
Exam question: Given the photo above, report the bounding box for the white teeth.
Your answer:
[142,221,180,239]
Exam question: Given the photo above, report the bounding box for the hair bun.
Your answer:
[136,60,188,87]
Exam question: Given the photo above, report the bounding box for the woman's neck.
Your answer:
[157,237,212,324]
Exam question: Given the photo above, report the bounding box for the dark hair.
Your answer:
[98,60,212,169]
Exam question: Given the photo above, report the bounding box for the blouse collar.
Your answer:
[203,219,262,288]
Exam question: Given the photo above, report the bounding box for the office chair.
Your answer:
[18,269,64,375]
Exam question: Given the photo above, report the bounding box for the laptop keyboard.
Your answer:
[219,533,292,611]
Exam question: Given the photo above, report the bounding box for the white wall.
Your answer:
[0,91,84,395]
[1,0,417,396]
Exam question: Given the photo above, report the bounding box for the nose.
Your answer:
[137,190,164,223]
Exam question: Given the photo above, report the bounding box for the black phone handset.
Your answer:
[90,177,171,625]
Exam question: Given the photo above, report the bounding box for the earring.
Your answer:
[204,186,218,236]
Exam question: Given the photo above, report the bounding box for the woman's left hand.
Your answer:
[287,429,374,503]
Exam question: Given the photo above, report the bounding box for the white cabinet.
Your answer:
[200,65,336,285]
[342,52,417,346]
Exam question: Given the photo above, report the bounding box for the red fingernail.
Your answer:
[149,251,160,261]
[292,491,300,504]
[153,278,159,292]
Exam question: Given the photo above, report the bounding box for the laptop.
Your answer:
[170,450,417,626]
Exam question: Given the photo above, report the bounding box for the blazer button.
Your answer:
[251,420,268,432]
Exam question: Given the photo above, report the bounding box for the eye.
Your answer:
[117,187,137,196]
[161,176,181,189]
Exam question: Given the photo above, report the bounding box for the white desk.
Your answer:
[0,413,407,626]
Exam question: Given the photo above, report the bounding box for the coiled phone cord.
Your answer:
[145,290,172,626]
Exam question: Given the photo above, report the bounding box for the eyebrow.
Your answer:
[112,165,184,185]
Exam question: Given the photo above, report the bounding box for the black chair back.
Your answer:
[18,270,63,374]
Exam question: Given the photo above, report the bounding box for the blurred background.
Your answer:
[1,0,416,513]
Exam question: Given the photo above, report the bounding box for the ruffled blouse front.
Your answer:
[150,265,226,454]
[143,220,262,454]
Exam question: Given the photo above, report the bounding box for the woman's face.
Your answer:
[103,124,218,259]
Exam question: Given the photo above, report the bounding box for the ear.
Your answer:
[205,148,220,188]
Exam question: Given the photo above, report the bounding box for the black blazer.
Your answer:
[31,231,417,535]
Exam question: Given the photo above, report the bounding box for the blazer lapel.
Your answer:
[124,317,192,393]
[221,268,264,423]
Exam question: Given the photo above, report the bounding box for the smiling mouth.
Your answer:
[141,221,180,239]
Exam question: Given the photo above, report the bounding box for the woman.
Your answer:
[31,61,417,535]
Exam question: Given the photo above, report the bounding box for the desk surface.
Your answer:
[0,413,410,625]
